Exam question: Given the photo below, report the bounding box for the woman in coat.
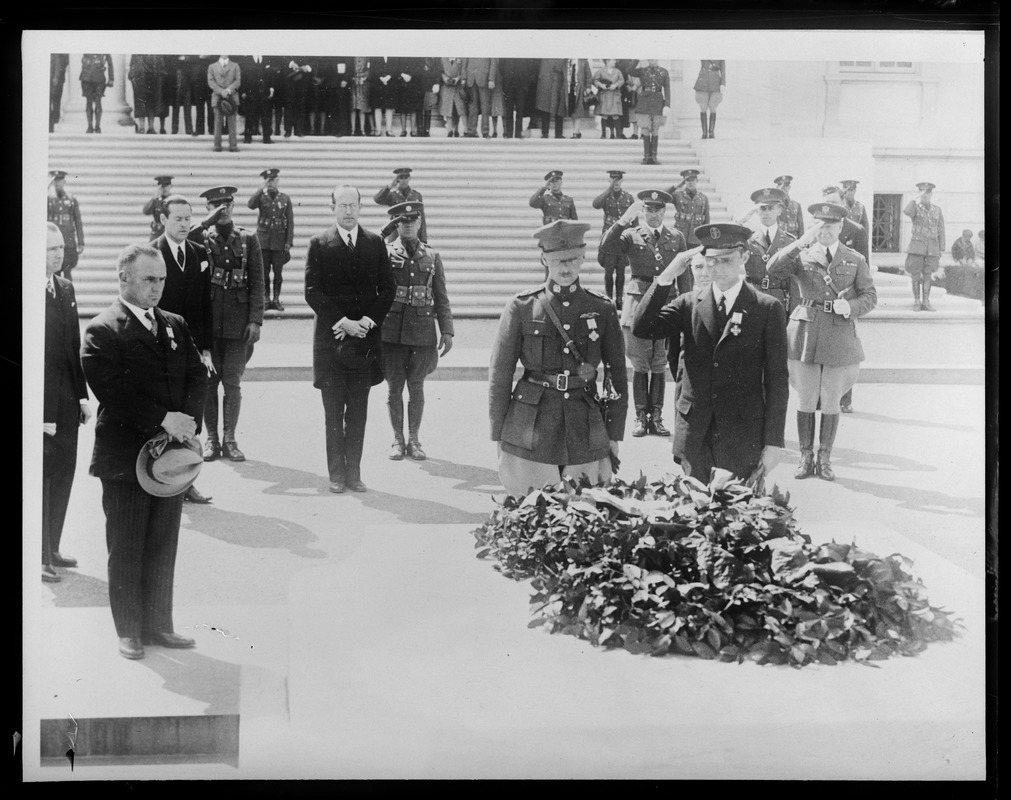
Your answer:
[80,53,114,133]
[566,58,594,139]
[593,59,625,138]
[129,54,166,135]
[350,57,371,135]
[369,56,397,136]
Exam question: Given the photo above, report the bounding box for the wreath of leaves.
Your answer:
[473,473,964,667]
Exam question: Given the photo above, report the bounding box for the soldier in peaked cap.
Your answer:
[247,168,295,311]
[374,168,427,242]
[903,181,945,311]
[773,174,805,239]
[142,176,174,242]
[190,185,264,462]
[766,203,876,482]
[632,223,789,485]
[47,170,85,280]
[489,219,627,498]
[667,168,711,246]
[379,201,454,461]
[821,186,869,263]
[841,180,870,233]
[600,189,690,438]
[591,170,634,307]
[530,170,578,226]
[737,187,796,313]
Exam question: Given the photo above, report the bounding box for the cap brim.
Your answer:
[136,439,202,497]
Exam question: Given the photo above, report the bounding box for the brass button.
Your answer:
[563,392,570,399]
[563,324,570,330]
[563,347,570,354]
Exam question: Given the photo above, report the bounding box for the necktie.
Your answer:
[46,278,55,298]
[717,296,728,330]
[177,246,185,270]
[824,247,833,266]
[347,233,355,251]
[764,230,772,248]
[145,309,158,338]
[653,229,660,244]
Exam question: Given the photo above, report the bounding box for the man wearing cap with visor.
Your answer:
[591,170,634,307]
[668,168,710,246]
[841,180,870,233]
[530,170,578,226]
[47,170,85,280]
[600,189,691,438]
[766,202,877,481]
[632,224,789,484]
[247,168,295,311]
[489,219,627,497]
[773,175,805,239]
[738,187,796,312]
[379,201,454,461]
[143,176,174,241]
[903,181,945,311]
[374,168,427,242]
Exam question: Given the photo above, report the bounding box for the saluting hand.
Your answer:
[658,245,704,284]
[618,199,644,225]
[796,221,822,248]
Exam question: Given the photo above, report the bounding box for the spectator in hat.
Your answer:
[80,53,114,133]
[591,169,634,306]
[190,185,264,462]
[615,58,639,139]
[208,55,241,152]
[773,175,805,239]
[396,57,425,137]
[628,60,671,165]
[46,170,84,281]
[462,57,498,138]
[350,56,372,136]
[766,202,877,482]
[632,223,789,485]
[841,180,870,233]
[565,58,594,139]
[238,54,277,144]
[370,56,398,136]
[489,219,627,497]
[693,60,724,139]
[903,182,946,311]
[419,57,441,137]
[248,169,295,311]
[378,202,455,461]
[738,187,795,314]
[440,57,467,137]
[374,168,427,242]
[592,59,624,139]
[81,243,208,660]
[667,168,711,246]
[143,176,174,241]
[600,189,692,438]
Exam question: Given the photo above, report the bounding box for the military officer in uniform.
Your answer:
[529,170,577,225]
[379,202,455,461]
[143,176,174,242]
[247,168,295,311]
[591,170,634,308]
[47,170,85,281]
[629,60,670,165]
[190,186,264,462]
[738,187,795,313]
[600,189,691,438]
[903,181,945,312]
[773,175,805,239]
[841,179,870,233]
[667,168,711,246]
[821,186,869,263]
[767,202,877,482]
[489,219,627,498]
[374,167,427,243]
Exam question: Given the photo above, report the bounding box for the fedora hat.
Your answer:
[136,432,203,497]
[219,97,236,116]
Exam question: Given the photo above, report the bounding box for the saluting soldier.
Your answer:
[773,175,805,239]
[738,187,795,313]
[529,170,577,224]
[667,168,711,246]
[489,219,627,498]
[841,179,870,233]
[46,170,85,281]
[600,189,692,438]
[821,186,869,263]
[903,181,945,312]
[374,168,427,242]
[591,169,634,308]
[190,186,264,462]
[629,60,670,165]
[247,168,295,311]
[143,176,174,241]
[378,202,454,461]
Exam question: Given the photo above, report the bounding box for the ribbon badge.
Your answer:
[586,317,600,341]
[729,311,743,337]
[165,325,177,350]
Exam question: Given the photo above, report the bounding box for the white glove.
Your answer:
[832,298,852,318]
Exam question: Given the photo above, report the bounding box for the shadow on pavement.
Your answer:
[138,647,241,716]
[783,444,938,474]
[348,488,490,525]
[842,410,976,433]
[832,476,984,517]
[46,569,111,609]
[416,457,502,494]
[182,505,328,559]
[222,459,334,496]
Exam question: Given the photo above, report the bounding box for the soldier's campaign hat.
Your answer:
[155,175,174,186]
[840,179,860,188]
[694,223,752,253]
[607,170,625,178]
[750,187,787,205]
[773,174,793,185]
[393,167,413,177]
[544,170,564,181]
[637,189,673,207]
[808,202,848,221]
[388,201,423,220]
[533,219,591,253]
[199,185,238,205]
[916,181,936,192]
[259,168,280,179]
[48,170,68,180]
[680,168,701,179]
[136,433,203,498]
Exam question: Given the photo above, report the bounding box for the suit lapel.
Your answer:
[116,299,164,357]
[696,288,719,345]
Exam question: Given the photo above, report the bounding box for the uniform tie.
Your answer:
[764,230,772,248]
[824,246,834,266]
[653,229,660,244]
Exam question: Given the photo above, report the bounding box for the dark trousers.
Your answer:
[42,430,78,565]
[50,78,66,130]
[320,374,372,483]
[172,67,193,134]
[205,337,251,440]
[680,418,757,483]
[190,73,212,135]
[101,479,183,639]
[502,87,529,137]
[243,94,272,141]
[382,343,438,441]
[540,112,563,138]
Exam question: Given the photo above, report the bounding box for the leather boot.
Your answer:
[632,410,649,438]
[650,135,661,165]
[631,372,649,436]
[273,282,285,312]
[203,395,220,460]
[794,411,817,478]
[921,277,936,311]
[816,413,840,481]
[700,111,708,139]
[641,136,651,165]
[649,373,670,436]
[388,393,405,459]
[407,389,426,459]
[222,394,245,461]
[708,112,716,139]
[912,277,922,311]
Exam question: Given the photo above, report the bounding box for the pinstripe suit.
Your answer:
[81,299,207,638]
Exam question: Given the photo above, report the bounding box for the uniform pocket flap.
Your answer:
[522,318,548,336]
[512,382,545,405]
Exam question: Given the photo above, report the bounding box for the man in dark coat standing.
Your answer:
[81,244,208,660]
[43,222,91,583]
[632,223,789,483]
[238,54,277,143]
[305,184,396,494]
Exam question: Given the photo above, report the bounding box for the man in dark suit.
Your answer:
[305,184,396,493]
[81,244,208,660]
[43,222,91,583]
[238,54,276,144]
[632,223,789,483]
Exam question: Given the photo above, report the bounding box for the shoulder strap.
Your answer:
[538,290,586,364]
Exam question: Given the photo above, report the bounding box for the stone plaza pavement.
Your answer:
[26,379,988,781]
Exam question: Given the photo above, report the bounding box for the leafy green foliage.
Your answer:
[473,474,964,667]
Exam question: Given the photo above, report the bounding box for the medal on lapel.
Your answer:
[165,325,177,350]
[729,311,743,337]
[586,317,600,341]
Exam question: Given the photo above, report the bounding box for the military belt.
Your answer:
[393,284,434,307]
[524,371,594,393]
[800,298,836,313]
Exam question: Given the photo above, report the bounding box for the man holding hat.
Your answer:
[591,170,634,308]
[841,180,870,233]
[142,176,174,241]
[489,219,627,497]
[374,168,427,242]
[191,185,264,461]
[773,175,805,239]
[247,169,295,311]
[600,189,691,438]
[81,243,208,659]
[668,168,710,246]
[207,55,241,152]
[632,224,789,484]
[766,202,877,481]
[46,170,85,280]
[379,201,455,461]
[530,170,578,225]
[903,182,946,311]
[738,187,796,312]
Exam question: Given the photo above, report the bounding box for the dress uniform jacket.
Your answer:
[529,190,577,225]
[839,217,870,263]
[782,198,805,238]
[668,188,711,245]
[600,221,692,323]
[845,199,870,234]
[143,196,171,241]
[767,242,877,366]
[693,60,725,93]
[189,224,264,340]
[592,189,634,233]
[904,200,945,256]
[489,280,627,465]
[381,239,454,347]
[374,186,427,242]
[80,54,114,90]
[154,234,213,352]
[47,192,84,272]
[630,63,670,115]
[632,279,788,478]
[744,227,796,308]
[247,188,295,252]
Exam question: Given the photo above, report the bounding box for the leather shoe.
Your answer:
[184,485,213,504]
[406,441,427,460]
[329,481,346,493]
[389,441,406,460]
[142,631,196,649]
[222,441,246,462]
[274,298,285,312]
[347,479,368,492]
[42,565,60,583]
[840,403,853,414]
[51,552,77,568]
[119,637,145,659]
[203,440,221,461]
